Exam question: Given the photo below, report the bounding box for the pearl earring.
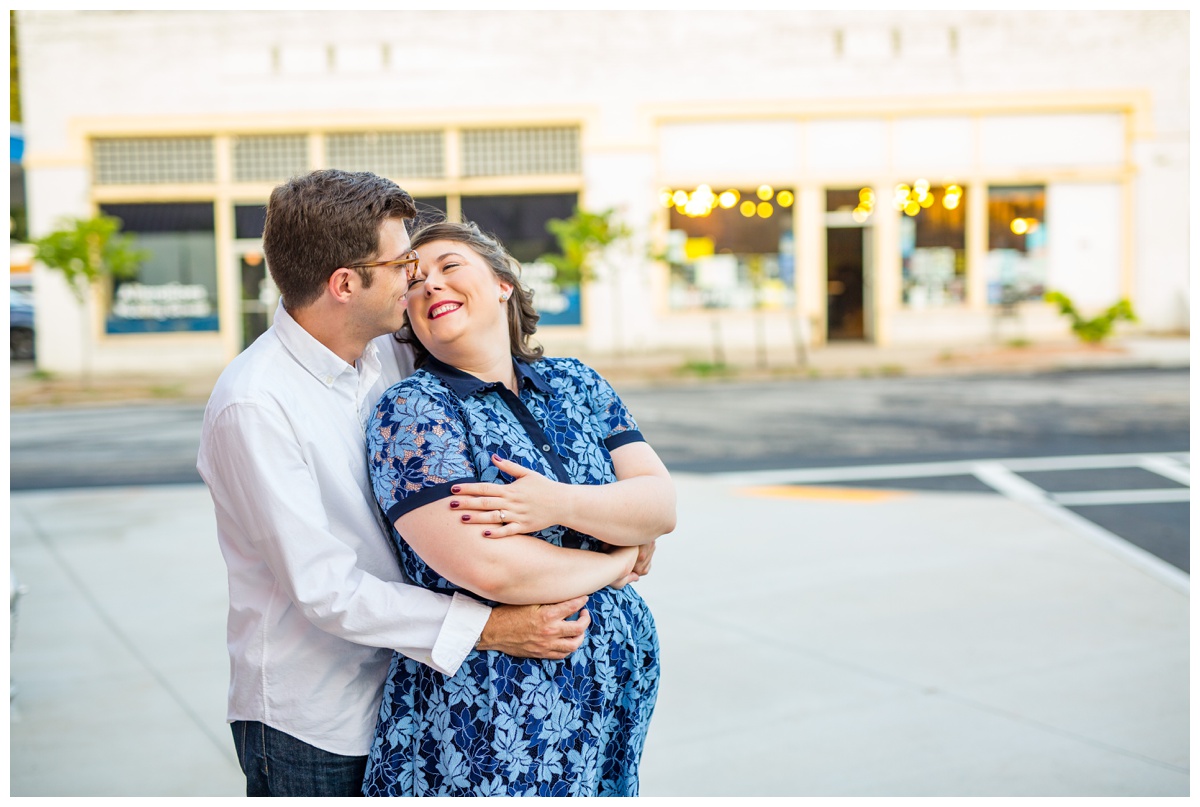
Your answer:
[500,293,509,302]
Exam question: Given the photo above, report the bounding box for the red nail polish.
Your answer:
[461,514,471,522]
[451,486,461,494]
[483,530,492,537]
[450,501,459,508]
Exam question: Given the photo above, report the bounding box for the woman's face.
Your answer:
[407,239,513,355]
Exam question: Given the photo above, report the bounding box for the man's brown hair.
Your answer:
[262,169,416,310]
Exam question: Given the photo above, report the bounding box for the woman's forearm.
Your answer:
[466,535,636,604]
[396,506,636,605]
[559,474,677,546]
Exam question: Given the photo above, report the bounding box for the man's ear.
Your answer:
[327,267,356,303]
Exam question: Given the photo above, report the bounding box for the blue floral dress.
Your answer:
[362,355,660,797]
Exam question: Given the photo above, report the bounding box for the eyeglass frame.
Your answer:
[346,250,421,282]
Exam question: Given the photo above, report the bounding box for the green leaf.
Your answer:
[32,215,149,302]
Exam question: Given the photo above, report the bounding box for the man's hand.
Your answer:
[476,595,591,659]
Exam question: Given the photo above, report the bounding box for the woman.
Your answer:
[363,221,675,797]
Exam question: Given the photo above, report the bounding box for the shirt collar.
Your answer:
[423,354,552,398]
[272,300,379,389]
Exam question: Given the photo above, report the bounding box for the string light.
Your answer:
[662,185,793,218]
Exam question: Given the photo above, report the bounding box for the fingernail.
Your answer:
[450,501,460,508]
[492,454,502,462]
[483,530,491,537]
[451,486,461,494]
[461,514,471,522]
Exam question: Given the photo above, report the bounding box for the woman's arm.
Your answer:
[395,503,638,606]
[448,442,677,546]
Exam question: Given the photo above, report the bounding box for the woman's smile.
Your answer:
[427,301,462,319]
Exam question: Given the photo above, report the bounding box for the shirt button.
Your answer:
[324,375,333,384]
[542,444,551,452]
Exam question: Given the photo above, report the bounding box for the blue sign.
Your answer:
[10,125,24,162]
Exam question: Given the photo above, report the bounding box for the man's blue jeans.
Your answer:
[231,720,367,797]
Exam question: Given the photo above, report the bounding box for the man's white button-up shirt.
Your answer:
[197,302,490,757]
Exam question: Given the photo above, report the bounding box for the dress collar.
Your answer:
[423,354,552,398]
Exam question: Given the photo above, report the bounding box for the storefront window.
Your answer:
[100,202,219,333]
[462,193,581,326]
[662,185,795,311]
[898,182,966,308]
[987,186,1047,304]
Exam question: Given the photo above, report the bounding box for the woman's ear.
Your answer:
[499,281,514,302]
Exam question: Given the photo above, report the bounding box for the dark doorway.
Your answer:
[826,227,865,340]
[240,255,269,350]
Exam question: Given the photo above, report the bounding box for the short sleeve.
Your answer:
[368,380,479,524]
[571,360,645,452]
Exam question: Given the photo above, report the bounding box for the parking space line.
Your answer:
[1052,489,1191,506]
[711,452,1191,487]
[708,452,1190,593]
[1138,455,1191,486]
[1022,497,1190,594]
[970,463,1049,504]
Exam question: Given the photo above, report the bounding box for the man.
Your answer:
[197,170,602,797]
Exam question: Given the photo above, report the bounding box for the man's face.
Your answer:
[352,217,413,338]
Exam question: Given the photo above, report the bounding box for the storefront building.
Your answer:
[16,10,1188,374]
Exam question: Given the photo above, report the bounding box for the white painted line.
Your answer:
[1053,489,1191,506]
[1138,455,1191,486]
[705,452,1192,594]
[1025,498,1190,594]
[971,463,1049,504]
[999,453,1191,473]
[711,452,1191,486]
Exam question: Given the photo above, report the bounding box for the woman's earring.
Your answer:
[500,293,509,302]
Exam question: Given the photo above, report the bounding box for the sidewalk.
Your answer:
[8,335,1189,409]
[9,474,1188,796]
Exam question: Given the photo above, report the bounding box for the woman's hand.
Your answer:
[603,544,640,590]
[449,455,567,539]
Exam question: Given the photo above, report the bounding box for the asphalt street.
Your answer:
[10,367,1189,572]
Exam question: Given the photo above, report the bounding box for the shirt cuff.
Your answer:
[427,591,492,676]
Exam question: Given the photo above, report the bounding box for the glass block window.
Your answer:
[462,127,580,177]
[232,135,309,182]
[93,137,215,185]
[325,131,445,178]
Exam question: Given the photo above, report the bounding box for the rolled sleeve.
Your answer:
[428,592,493,675]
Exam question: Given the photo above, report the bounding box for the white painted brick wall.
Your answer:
[15,9,1189,370]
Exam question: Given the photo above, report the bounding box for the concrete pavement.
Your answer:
[8,471,1188,796]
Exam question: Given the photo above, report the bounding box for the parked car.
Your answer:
[10,287,35,361]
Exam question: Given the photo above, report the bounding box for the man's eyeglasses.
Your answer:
[347,250,421,282]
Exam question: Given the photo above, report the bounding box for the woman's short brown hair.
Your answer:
[398,221,544,368]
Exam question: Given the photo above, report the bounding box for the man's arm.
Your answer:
[480,597,592,658]
[201,401,590,670]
